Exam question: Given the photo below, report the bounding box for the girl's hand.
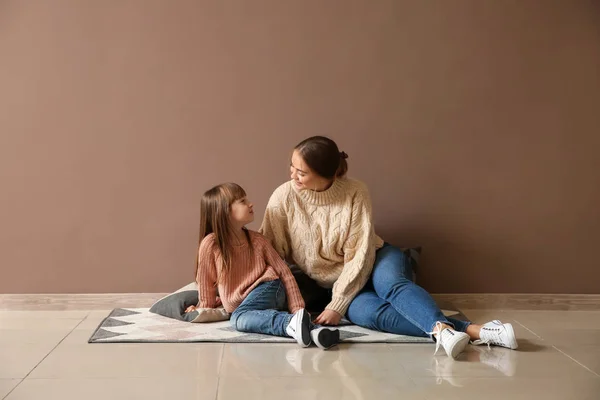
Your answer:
[185,297,221,313]
[185,305,197,313]
[314,309,342,326]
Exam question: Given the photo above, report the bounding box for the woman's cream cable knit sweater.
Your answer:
[259,178,384,315]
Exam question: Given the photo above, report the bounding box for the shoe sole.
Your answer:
[448,333,470,359]
[311,328,340,350]
[294,310,311,347]
[503,323,518,350]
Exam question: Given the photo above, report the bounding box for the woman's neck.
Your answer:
[311,178,334,192]
[295,176,346,206]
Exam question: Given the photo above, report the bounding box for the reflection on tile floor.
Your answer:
[1,309,599,399]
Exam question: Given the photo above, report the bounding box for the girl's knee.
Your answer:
[230,311,243,330]
[276,285,287,310]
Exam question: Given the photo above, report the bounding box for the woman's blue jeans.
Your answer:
[346,243,470,337]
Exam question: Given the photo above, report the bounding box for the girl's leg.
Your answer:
[230,280,292,337]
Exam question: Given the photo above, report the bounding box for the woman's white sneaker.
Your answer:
[286,309,311,347]
[430,322,470,359]
[472,320,518,350]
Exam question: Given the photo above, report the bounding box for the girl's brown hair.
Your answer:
[195,182,253,281]
[294,136,348,179]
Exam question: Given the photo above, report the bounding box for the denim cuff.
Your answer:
[429,320,456,340]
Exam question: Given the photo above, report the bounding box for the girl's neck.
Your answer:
[231,226,247,245]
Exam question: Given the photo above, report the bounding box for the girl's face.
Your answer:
[290,150,332,192]
[230,196,254,227]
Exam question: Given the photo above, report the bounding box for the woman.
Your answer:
[259,136,518,359]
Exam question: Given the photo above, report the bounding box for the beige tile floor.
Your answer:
[1,309,599,399]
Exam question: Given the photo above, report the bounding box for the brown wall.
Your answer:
[1,1,599,294]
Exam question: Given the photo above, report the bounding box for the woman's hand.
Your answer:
[314,309,342,326]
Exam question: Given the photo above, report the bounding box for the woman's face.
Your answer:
[290,150,332,192]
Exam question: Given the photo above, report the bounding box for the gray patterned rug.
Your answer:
[88,307,469,344]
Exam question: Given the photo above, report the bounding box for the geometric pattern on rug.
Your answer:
[88,307,469,344]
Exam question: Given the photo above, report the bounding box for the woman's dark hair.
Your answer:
[294,136,348,179]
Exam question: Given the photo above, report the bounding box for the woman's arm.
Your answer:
[325,186,377,317]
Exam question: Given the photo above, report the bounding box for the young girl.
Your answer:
[187,182,339,350]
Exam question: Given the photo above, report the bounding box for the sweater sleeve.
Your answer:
[326,187,377,316]
[196,235,218,309]
[261,236,305,313]
[259,186,290,260]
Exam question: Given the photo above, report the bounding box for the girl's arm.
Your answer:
[196,236,218,308]
[261,237,305,313]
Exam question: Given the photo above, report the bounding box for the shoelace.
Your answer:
[472,320,505,348]
[426,321,447,355]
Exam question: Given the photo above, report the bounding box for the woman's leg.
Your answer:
[369,244,471,335]
[349,245,516,350]
[347,287,477,336]
[230,280,292,337]
[347,289,429,337]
